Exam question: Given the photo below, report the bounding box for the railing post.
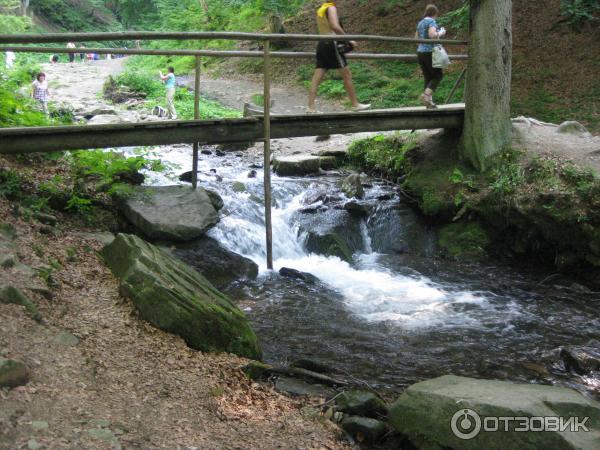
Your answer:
[444,68,467,105]
[192,56,201,189]
[263,40,274,270]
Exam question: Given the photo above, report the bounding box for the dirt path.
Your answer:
[43,59,377,160]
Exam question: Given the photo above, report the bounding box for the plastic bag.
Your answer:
[432,45,451,69]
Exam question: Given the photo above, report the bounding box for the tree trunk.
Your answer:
[461,0,513,171]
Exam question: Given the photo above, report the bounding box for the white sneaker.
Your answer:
[420,94,437,109]
[352,103,371,111]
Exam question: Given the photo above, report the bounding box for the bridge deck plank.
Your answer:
[0,104,465,154]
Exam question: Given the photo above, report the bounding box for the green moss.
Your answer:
[242,361,272,381]
[348,133,415,179]
[438,222,491,260]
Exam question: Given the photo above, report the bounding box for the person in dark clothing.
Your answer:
[415,4,446,108]
[307,2,370,113]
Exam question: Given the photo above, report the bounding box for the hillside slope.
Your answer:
[284,0,599,132]
[30,0,122,32]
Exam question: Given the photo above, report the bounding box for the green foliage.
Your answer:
[115,71,164,98]
[31,0,123,32]
[348,133,416,178]
[73,149,155,186]
[0,167,27,200]
[560,0,600,27]
[438,2,470,32]
[66,194,93,213]
[486,150,525,197]
[0,13,32,34]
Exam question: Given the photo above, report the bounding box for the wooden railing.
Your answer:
[0,31,468,270]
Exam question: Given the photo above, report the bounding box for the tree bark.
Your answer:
[461,0,512,171]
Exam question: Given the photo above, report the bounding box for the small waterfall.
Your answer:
[138,148,489,328]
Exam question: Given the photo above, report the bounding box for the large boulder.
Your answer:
[273,155,321,176]
[298,209,364,262]
[101,234,261,359]
[167,237,259,289]
[389,375,600,450]
[118,186,223,241]
[367,204,436,256]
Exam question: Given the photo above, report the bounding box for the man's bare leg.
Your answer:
[308,68,327,111]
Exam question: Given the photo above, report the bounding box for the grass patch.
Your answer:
[112,70,241,120]
[297,60,467,108]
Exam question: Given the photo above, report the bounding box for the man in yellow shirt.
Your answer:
[307,2,371,113]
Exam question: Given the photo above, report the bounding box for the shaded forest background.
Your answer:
[1,0,599,131]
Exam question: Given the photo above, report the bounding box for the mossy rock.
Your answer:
[242,361,272,380]
[273,155,321,176]
[389,375,600,450]
[438,222,491,260]
[232,182,246,193]
[101,234,261,359]
[0,285,42,322]
[305,232,354,262]
[335,390,388,419]
[0,358,30,388]
[341,174,365,199]
[340,416,387,445]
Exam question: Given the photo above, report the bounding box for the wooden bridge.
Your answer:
[0,31,468,269]
[0,105,465,154]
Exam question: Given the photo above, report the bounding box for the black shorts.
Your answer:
[316,41,347,70]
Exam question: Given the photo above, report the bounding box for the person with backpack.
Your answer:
[416,4,446,109]
[307,1,370,113]
[159,67,178,120]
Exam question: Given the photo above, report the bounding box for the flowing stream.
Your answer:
[133,144,600,399]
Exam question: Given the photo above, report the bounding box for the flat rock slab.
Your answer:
[273,155,321,176]
[389,375,600,450]
[118,186,223,241]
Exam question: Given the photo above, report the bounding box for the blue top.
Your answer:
[165,72,176,89]
[417,17,438,53]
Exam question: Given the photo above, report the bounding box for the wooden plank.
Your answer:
[0,106,465,154]
[0,46,469,62]
[0,31,468,46]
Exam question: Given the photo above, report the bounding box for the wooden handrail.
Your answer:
[0,31,468,46]
[0,46,469,61]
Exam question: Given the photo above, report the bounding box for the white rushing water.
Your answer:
[135,145,488,328]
